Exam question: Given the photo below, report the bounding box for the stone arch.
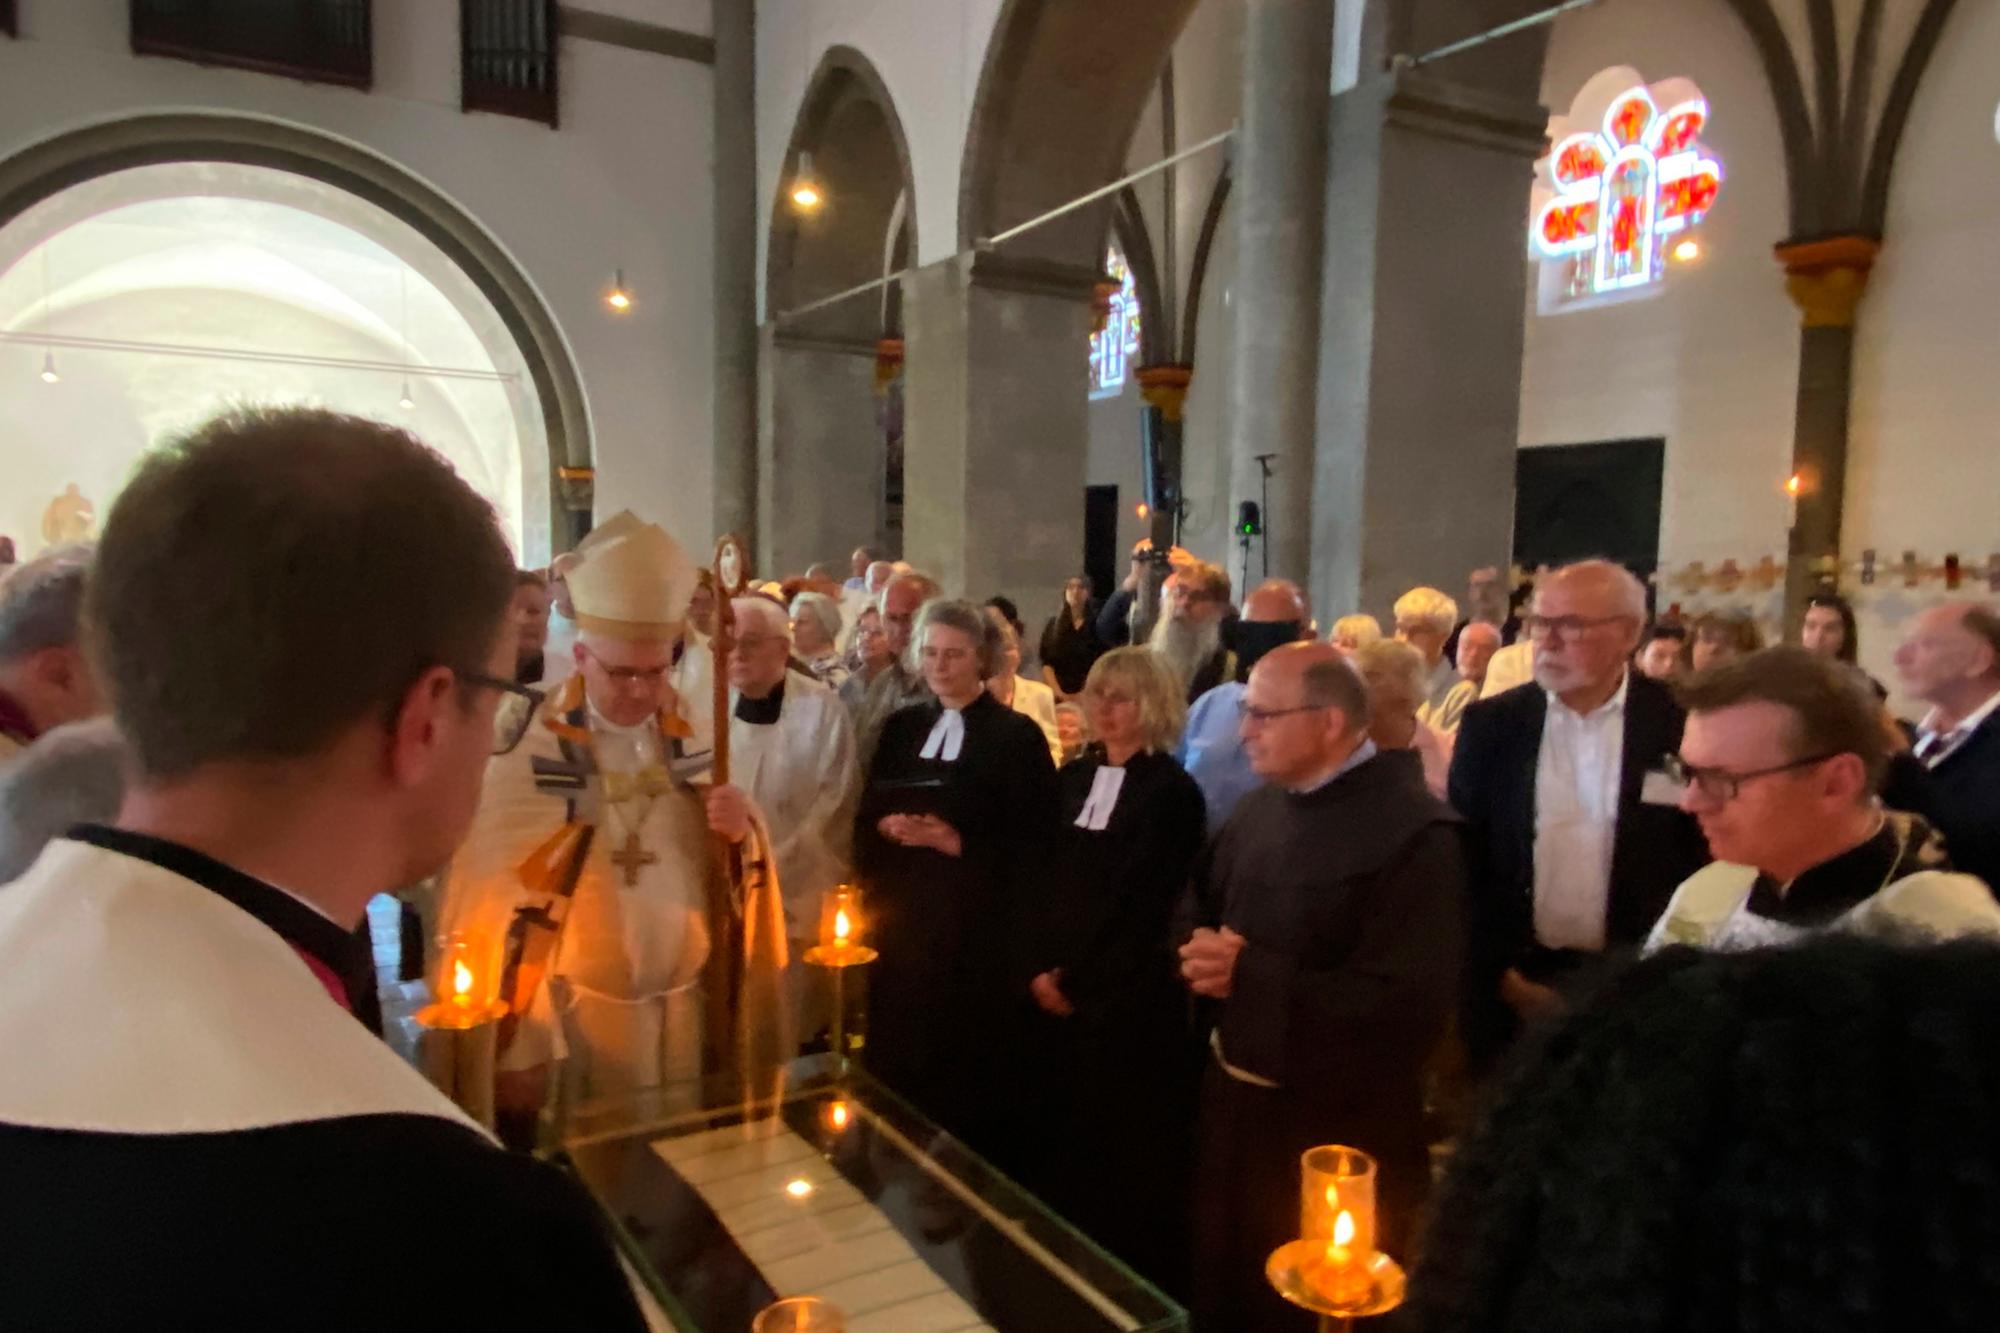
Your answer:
[762,44,916,569]
[0,113,589,552]
[766,44,916,342]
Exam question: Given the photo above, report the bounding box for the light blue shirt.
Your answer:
[1178,682,1259,834]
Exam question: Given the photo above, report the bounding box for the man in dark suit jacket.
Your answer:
[1448,561,1708,1071]
[1896,601,2000,893]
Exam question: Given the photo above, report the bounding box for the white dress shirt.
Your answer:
[1915,686,2000,768]
[1532,671,1629,952]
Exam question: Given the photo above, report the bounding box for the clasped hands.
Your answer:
[1178,925,1246,999]
[876,813,963,858]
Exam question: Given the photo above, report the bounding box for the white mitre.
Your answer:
[566,510,696,642]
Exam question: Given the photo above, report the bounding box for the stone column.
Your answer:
[901,253,1095,613]
[711,0,758,551]
[1313,67,1546,619]
[757,328,887,575]
[1776,235,1877,624]
[1134,362,1193,635]
[1224,0,1334,585]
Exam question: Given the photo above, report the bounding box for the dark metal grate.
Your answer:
[461,0,558,128]
[130,0,373,89]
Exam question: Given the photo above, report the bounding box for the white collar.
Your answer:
[0,840,485,1138]
[921,706,966,762]
[1289,739,1378,794]
[1545,669,1630,722]
[1919,685,2000,742]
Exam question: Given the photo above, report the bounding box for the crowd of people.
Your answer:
[4,410,2000,1330]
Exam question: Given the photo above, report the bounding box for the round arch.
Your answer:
[0,113,590,552]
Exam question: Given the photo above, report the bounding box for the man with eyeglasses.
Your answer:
[1178,641,1465,1330]
[1646,646,2000,952]
[0,407,648,1329]
[440,512,784,1143]
[1449,560,1707,1073]
[847,569,941,768]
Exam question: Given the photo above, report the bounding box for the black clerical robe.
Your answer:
[1029,748,1206,1287]
[854,692,1059,1163]
[1183,748,1467,1333]
[0,833,647,1332]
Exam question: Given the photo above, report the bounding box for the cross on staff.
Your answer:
[610,831,658,887]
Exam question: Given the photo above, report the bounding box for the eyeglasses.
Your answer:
[1237,701,1332,726]
[733,633,787,654]
[1663,751,1842,803]
[581,645,672,687]
[1523,613,1633,640]
[459,671,546,755]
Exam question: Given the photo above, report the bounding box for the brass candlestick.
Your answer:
[802,885,877,1070]
[1265,1145,1407,1330]
[414,934,509,1130]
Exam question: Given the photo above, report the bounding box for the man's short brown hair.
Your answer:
[1177,560,1232,605]
[1677,645,1888,794]
[87,406,517,779]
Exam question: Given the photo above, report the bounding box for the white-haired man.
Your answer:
[1431,621,1503,734]
[1447,560,1707,1072]
[440,513,788,1139]
[726,597,858,980]
[1394,585,1461,728]
[0,548,102,766]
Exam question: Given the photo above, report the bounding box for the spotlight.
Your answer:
[605,268,634,313]
[398,378,415,411]
[1672,238,1702,264]
[790,151,824,212]
[38,350,58,384]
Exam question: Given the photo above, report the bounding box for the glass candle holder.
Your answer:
[751,1296,847,1332]
[805,884,876,967]
[1300,1144,1377,1306]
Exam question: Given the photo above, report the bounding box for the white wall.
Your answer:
[1848,0,2000,703]
[0,0,717,553]
[1523,0,1800,638]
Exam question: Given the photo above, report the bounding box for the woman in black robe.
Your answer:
[855,599,1059,1166]
[1026,646,1207,1290]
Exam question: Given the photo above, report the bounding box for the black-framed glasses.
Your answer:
[1664,751,1841,803]
[1523,613,1635,640]
[461,671,546,755]
[1237,700,1331,726]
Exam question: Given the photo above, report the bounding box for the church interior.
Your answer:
[4,1,2000,1330]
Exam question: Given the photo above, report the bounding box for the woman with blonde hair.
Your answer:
[1025,646,1206,1287]
[1354,638,1453,799]
[1331,613,1384,653]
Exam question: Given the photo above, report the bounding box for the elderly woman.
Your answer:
[984,605,1061,764]
[788,590,849,689]
[1331,613,1383,653]
[1354,638,1453,799]
[855,600,1060,1164]
[1026,647,1205,1284]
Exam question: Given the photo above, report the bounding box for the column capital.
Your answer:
[1775,234,1881,329]
[966,250,1103,303]
[874,337,905,394]
[1136,363,1195,421]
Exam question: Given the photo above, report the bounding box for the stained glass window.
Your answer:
[1529,71,1722,311]
[1089,245,1141,398]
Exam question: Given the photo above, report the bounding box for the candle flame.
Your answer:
[1785,472,1803,497]
[1333,1210,1356,1247]
[451,959,474,1000]
[834,908,852,942]
[786,1178,814,1199]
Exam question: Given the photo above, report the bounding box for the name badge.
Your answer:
[1640,768,1687,807]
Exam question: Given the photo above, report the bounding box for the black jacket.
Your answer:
[1923,706,2000,895]
[1447,673,1708,1065]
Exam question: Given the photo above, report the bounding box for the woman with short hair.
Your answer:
[855,600,1060,1165]
[787,590,848,689]
[1025,647,1206,1287]
[1354,638,1453,799]
[1332,613,1384,653]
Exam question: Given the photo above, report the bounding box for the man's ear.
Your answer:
[387,665,460,787]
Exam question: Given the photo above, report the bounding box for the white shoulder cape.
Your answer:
[0,838,484,1138]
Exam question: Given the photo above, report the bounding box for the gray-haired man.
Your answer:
[0,547,102,765]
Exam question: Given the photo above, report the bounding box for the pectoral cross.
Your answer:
[610,831,658,887]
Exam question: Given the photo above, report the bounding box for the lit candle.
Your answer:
[1300,1145,1377,1307]
[806,885,876,968]
[415,931,508,1130]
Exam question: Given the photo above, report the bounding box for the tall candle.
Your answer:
[1300,1145,1376,1306]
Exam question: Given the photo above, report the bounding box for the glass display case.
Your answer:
[560,1056,1188,1332]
